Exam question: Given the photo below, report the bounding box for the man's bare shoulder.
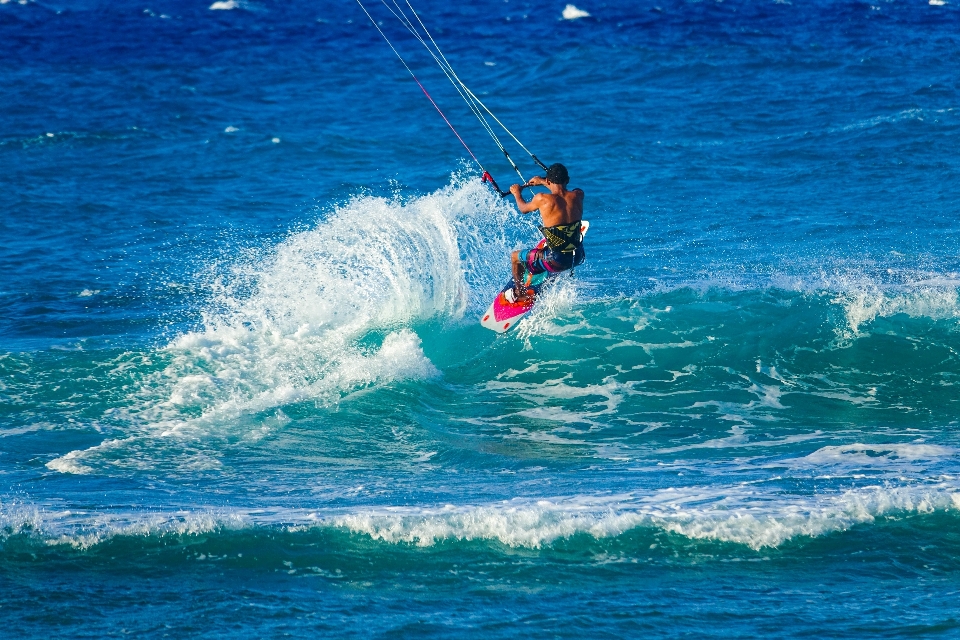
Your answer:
[531,191,553,205]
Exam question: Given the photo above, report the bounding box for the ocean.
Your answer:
[3,0,960,636]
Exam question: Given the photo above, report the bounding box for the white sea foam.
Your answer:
[803,443,954,465]
[0,501,43,538]
[752,267,960,336]
[835,108,926,133]
[833,284,960,334]
[484,376,630,432]
[48,176,528,474]
[0,501,248,549]
[49,512,247,550]
[8,479,960,551]
[633,260,960,337]
[210,0,240,10]
[46,449,96,475]
[773,443,957,478]
[562,4,591,20]
[333,482,960,550]
[515,277,584,341]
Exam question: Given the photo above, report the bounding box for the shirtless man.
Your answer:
[508,163,585,301]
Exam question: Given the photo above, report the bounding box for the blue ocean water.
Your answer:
[3,0,960,636]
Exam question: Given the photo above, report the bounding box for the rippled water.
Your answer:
[3,0,960,637]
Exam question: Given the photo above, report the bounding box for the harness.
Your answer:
[539,221,584,255]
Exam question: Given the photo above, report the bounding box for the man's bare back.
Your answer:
[506,163,586,301]
[508,176,583,227]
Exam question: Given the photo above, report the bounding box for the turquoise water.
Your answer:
[3,0,960,636]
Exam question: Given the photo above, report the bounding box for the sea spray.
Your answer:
[46,177,530,475]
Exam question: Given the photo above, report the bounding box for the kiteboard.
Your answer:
[480,220,589,333]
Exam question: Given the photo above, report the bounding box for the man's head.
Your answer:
[545,163,569,187]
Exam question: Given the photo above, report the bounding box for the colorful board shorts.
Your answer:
[524,238,586,275]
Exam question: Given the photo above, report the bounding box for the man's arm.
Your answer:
[509,183,543,214]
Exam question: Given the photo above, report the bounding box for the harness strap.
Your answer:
[539,221,584,253]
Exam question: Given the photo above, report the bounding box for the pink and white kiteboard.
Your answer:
[480,220,589,333]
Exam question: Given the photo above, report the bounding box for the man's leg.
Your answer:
[511,251,532,301]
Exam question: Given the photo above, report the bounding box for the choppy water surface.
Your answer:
[3,0,960,637]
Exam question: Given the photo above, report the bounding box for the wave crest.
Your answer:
[333,484,960,550]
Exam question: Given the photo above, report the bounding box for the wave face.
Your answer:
[4,0,960,637]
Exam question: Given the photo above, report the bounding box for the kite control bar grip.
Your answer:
[481,171,510,198]
[482,172,539,198]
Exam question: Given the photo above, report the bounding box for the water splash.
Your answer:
[47,176,530,474]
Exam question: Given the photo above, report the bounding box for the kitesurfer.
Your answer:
[508,163,585,301]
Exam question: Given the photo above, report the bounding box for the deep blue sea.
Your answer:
[3,0,960,636]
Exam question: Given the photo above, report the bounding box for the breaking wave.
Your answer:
[7,481,960,553]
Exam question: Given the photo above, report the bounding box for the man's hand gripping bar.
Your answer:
[482,172,536,198]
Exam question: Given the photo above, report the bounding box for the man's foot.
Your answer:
[512,286,535,304]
